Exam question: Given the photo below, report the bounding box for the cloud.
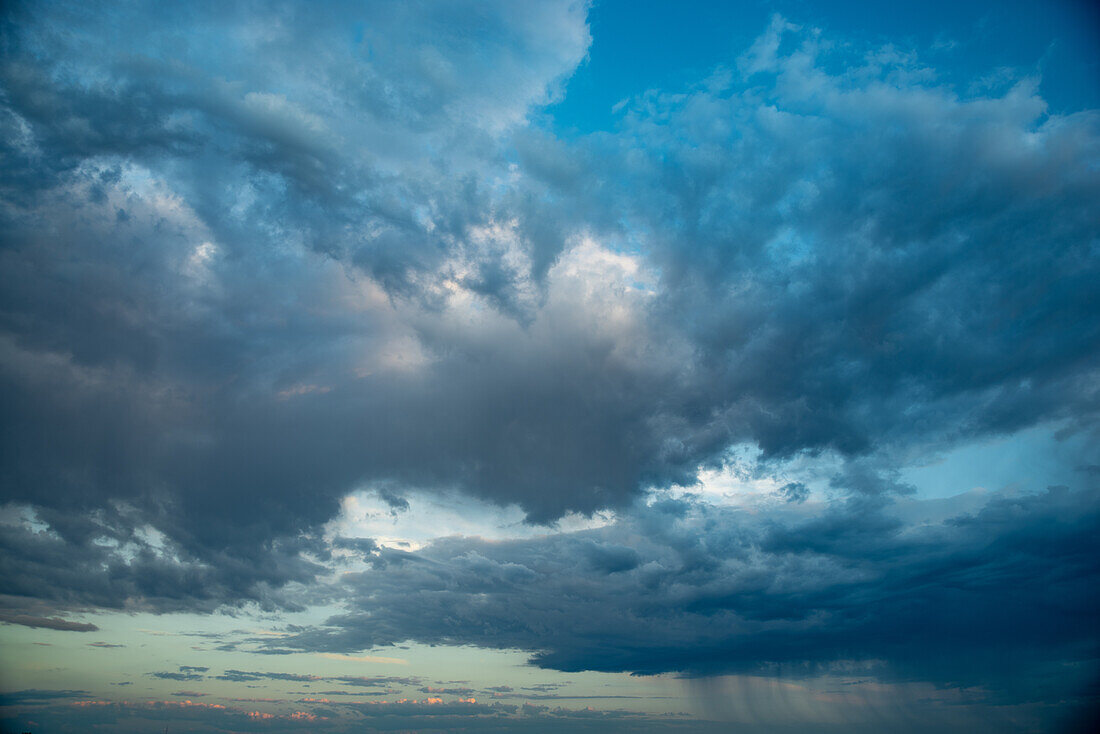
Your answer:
[316,652,407,665]
[0,689,88,704]
[343,698,506,717]
[3,690,717,734]
[214,670,320,683]
[419,686,477,696]
[204,668,419,691]
[150,672,204,682]
[279,485,1100,711]
[0,16,1097,734]
[521,23,1100,470]
[0,499,325,612]
[0,612,98,631]
[331,676,421,689]
[0,0,598,612]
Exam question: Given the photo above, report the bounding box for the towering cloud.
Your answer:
[0,7,1097,727]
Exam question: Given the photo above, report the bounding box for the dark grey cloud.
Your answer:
[419,686,477,696]
[307,690,393,698]
[517,37,1100,467]
[343,699,510,717]
[214,669,319,683]
[522,683,569,693]
[376,488,410,514]
[0,698,333,733]
[1,693,731,734]
[778,482,809,503]
[204,669,420,692]
[279,485,1099,715]
[0,6,1091,548]
[332,676,422,689]
[0,507,323,612]
[0,14,1097,734]
[5,684,1083,734]
[0,0,600,611]
[0,689,88,704]
[0,612,98,631]
[150,671,204,682]
[520,694,658,701]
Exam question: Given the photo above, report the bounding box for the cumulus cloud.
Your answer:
[0,11,1097,729]
[522,19,1100,466]
[0,0,597,608]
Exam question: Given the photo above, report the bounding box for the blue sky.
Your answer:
[550,0,1100,133]
[1,1,1098,732]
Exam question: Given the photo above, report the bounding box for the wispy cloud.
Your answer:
[0,613,98,632]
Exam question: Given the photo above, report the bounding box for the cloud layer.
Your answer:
[283,486,1100,704]
[1,3,1098,728]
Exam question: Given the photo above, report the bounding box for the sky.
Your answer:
[0,0,1098,732]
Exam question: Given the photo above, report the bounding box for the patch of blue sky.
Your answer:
[902,421,1096,499]
[544,0,1099,136]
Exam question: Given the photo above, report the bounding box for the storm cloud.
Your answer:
[1,1,1098,613]
[0,3,1098,730]
[278,485,1100,704]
